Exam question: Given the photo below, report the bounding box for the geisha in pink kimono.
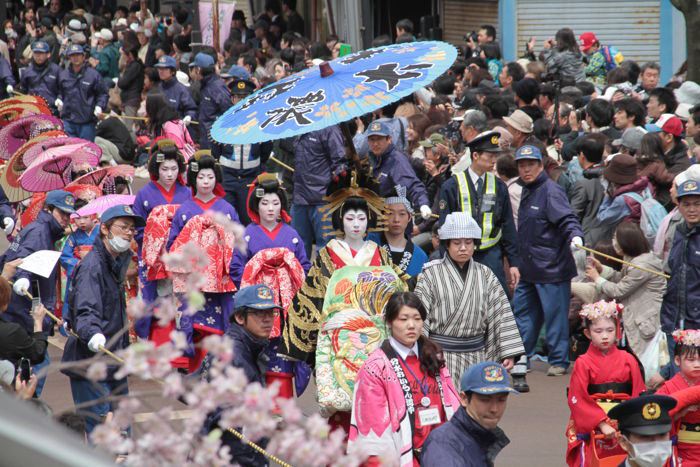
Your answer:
[349,292,460,467]
[132,139,191,338]
[235,174,312,398]
[166,154,240,371]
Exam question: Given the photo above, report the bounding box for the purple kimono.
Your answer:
[230,222,311,288]
[133,181,191,338]
[168,196,240,356]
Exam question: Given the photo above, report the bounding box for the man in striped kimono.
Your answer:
[415,212,525,388]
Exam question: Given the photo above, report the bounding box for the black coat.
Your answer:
[0,321,47,365]
[117,59,144,106]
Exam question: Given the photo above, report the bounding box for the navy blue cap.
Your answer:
[608,394,676,436]
[460,361,518,395]
[228,79,255,95]
[45,190,76,213]
[31,41,50,53]
[100,204,145,227]
[221,64,251,80]
[192,52,215,69]
[514,145,543,161]
[66,44,85,56]
[234,284,281,311]
[366,120,391,137]
[154,55,177,68]
[677,179,700,199]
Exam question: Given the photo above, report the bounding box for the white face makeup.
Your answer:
[196,169,216,197]
[342,209,368,243]
[258,193,281,225]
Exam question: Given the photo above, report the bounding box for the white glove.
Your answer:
[12,277,30,296]
[94,106,102,118]
[182,115,192,126]
[2,217,14,235]
[570,236,583,251]
[88,333,106,353]
[5,85,12,95]
[420,204,432,220]
[55,98,63,111]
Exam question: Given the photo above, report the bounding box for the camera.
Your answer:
[18,357,31,383]
[463,31,478,43]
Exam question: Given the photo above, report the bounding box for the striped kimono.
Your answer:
[415,257,524,387]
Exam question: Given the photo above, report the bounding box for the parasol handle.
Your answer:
[101,113,199,125]
[269,155,295,172]
[10,89,28,97]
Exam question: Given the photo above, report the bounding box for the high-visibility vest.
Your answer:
[455,171,502,250]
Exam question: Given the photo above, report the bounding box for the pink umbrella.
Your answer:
[67,165,135,189]
[75,194,136,217]
[18,143,101,192]
[0,115,63,160]
[22,137,101,167]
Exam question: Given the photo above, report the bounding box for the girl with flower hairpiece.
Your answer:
[656,329,700,465]
[565,299,645,467]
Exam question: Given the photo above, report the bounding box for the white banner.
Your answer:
[198,1,236,50]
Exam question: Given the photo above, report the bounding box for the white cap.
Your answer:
[115,18,128,27]
[68,19,85,31]
[438,212,482,240]
[176,70,190,87]
[96,28,114,41]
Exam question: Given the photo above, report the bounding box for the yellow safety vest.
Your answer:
[455,171,502,250]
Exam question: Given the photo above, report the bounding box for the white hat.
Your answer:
[676,102,692,121]
[67,19,85,31]
[675,81,700,106]
[96,28,114,41]
[176,70,190,87]
[115,18,128,28]
[438,212,482,240]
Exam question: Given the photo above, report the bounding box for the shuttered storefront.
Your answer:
[516,0,660,64]
[442,0,499,48]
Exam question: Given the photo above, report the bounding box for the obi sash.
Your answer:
[428,333,486,353]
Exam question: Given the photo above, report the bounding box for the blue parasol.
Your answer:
[211,41,458,145]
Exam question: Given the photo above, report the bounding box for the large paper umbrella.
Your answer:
[0,95,50,108]
[75,194,136,217]
[212,41,457,145]
[67,164,135,188]
[22,137,99,167]
[0,104,53,128]
[19,143,101,192]
[0,131,67,202]
[0,115,63,160]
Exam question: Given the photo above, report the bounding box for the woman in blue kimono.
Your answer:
[132,140,191,338]
[167,153,240,368]
[230,173,311,288]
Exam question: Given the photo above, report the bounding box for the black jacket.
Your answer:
[117,59,144,106]
[0,321,47,365]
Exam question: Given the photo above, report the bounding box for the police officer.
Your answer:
[155,55,197,122]
[608,394,676,467]
[438,130,520,293]
[61,204,145,435]
[219,78,272,225]
[0,46,14,100]
[2,190,76,396]
[56,44,108,141]
[192,52,231,151]
[18,40,60,112]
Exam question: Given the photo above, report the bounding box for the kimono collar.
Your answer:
[259,222,283,240]
[389,336,419,360]
[327,238,377,267]
[154,181,178,202]
[194,196,219,212]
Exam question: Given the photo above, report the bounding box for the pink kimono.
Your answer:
[349,346,460,467]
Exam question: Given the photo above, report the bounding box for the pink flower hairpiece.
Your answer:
[579,299,623,321]
[672,329,700,346]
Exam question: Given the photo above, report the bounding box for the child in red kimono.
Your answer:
[566,300,645,467]
[656,329,700,466]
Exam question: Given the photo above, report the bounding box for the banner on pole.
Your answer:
[199,1,236,50]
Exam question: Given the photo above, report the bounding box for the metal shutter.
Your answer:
[516,0,660,64]
[442,0,500,47]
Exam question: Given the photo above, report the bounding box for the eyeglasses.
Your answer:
[248,309,280,319]
[112,223,137,235]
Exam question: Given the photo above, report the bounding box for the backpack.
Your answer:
[622,189,667,242]
[600,45,624,72]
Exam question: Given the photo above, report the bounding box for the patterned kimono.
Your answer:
[133,181,191,304]
[657,373,700,465]
[368,232,429,278]
[414,257,524,388]
[565,345,645,467]
[349,341,461,467]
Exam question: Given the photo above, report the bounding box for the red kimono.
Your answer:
[565,345,645,467]
[657,373,700,465]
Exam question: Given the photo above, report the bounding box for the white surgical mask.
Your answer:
[4,30,16,39]
[108,234,131,253]
[628,440,672,467]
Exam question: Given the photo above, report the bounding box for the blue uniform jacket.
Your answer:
[58,64,108,124]
[1,211,63,333]
[159,77,197,120]
[517,171,583,283]
[59,226,100,316]
[0,55,15,99]
[661,222,700,333]
[19,61,61,107]
[61,238,130,381]
[369,143,430,208]
[198,74,231,150]
[0,184,14,224]
[421,406,510,467]
[292,126,348,205]
[438,174,520,268]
